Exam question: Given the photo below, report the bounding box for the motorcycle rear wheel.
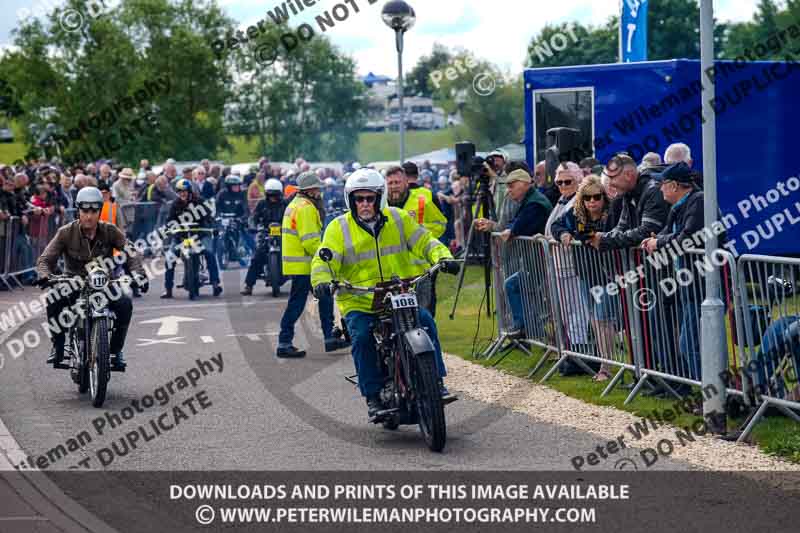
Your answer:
[413,354,446,452]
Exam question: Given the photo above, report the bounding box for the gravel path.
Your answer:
[444,353,800,472]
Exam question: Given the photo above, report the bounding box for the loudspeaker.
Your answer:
[455,142,476,178]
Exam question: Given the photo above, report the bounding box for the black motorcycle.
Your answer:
[318,249,459,452]
[216,214,244,270]
[41,269,135,407]
[257,222,285,297]
[167,223,213,300]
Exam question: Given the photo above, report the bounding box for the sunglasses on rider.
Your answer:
[555,179,573,187]
[583,193,604,202]
[354,195,377,204]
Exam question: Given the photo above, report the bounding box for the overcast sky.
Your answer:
[1,0,762,76]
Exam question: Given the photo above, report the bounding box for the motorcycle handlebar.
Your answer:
[329,260,462,295]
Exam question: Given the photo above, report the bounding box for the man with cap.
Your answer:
[277,171,349,357]
[495,168,552,340]
[641,161,712,394]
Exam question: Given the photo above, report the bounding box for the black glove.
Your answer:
[313,282,331,299]
[35,276,50,289]
[439,260,461,275]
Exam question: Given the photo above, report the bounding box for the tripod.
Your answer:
[449,176,495,320]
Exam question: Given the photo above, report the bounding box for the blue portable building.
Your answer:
[523,59,800,256]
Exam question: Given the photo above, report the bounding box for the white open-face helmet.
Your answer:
[265,178,283,193]
[344,169,387,211]
[75,186,103,210]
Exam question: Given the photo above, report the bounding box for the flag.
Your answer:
[620,0,648,62]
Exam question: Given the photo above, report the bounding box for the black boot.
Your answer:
[111,351,127,371]
[276,346,306,358]
[213,285,223,297]
[160,288,173,299]
[366,395,383,419]
[47,345,65,367]
[240,285,253,296]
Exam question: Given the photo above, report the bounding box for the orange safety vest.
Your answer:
[101,202,117,226]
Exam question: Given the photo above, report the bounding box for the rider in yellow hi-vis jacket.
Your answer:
[277,172,350,358]
[310,169,459,419]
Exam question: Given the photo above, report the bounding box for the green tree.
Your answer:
[227,24,367,162]
[720,0,793,60]
[0,0,235,165]
[406,43,453,97]
[527,21,616,67]
[526,0,728,67]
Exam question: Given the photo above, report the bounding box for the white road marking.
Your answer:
[137,301,274,312]
[200,336,215,343]
[140,316,203,336]
[136,337,186,346]
[246,334,261,341]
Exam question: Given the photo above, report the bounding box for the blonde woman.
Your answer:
[551,176,618,380]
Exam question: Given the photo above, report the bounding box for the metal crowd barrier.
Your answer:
[120,201,162,242]
[483,234,562,373]
[540,242,640,396]
[0,217,13,290]
[484,232,800,435]
[735,254,800,442]
[622,247,744,405]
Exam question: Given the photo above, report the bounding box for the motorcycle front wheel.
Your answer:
[186,254,200,300]
[413,353,446,452]
[89,317,110,408]
[269,253,282,297]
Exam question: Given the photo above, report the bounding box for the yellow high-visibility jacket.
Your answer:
[281,194,322,275]
[311,207,452,317]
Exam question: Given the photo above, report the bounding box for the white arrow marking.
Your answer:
[136,337,186,347]
[140,316,203,336]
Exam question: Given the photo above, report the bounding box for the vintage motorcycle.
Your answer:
[318,248,459,452]
[257,222,285,297]
[215,213,245,269]
[167,223,213,300]
[41,269,137,407]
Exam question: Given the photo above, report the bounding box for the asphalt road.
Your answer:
[0,266,693,473]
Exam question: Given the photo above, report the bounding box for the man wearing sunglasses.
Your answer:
[311,169,461,419]
[277,172,349,358]
[36,187,149,370]
[591,154,669,251]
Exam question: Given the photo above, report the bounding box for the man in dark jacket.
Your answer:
[161,179,222,299]
[641,162,709,390]
[498,169,553,338]
[592,154,669,251]
[241,180,288,295]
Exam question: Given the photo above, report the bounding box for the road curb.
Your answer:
[0,295,119,532]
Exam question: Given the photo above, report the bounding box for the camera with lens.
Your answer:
[471,155,491,183]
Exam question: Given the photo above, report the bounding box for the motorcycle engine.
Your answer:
[379,381,394,405]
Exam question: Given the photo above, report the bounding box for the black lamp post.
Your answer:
[381,1,416,163]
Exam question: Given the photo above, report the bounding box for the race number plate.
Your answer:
[390,293,418,310]
[269,226,281,236]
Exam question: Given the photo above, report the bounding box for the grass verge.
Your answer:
[436,266,800,464]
